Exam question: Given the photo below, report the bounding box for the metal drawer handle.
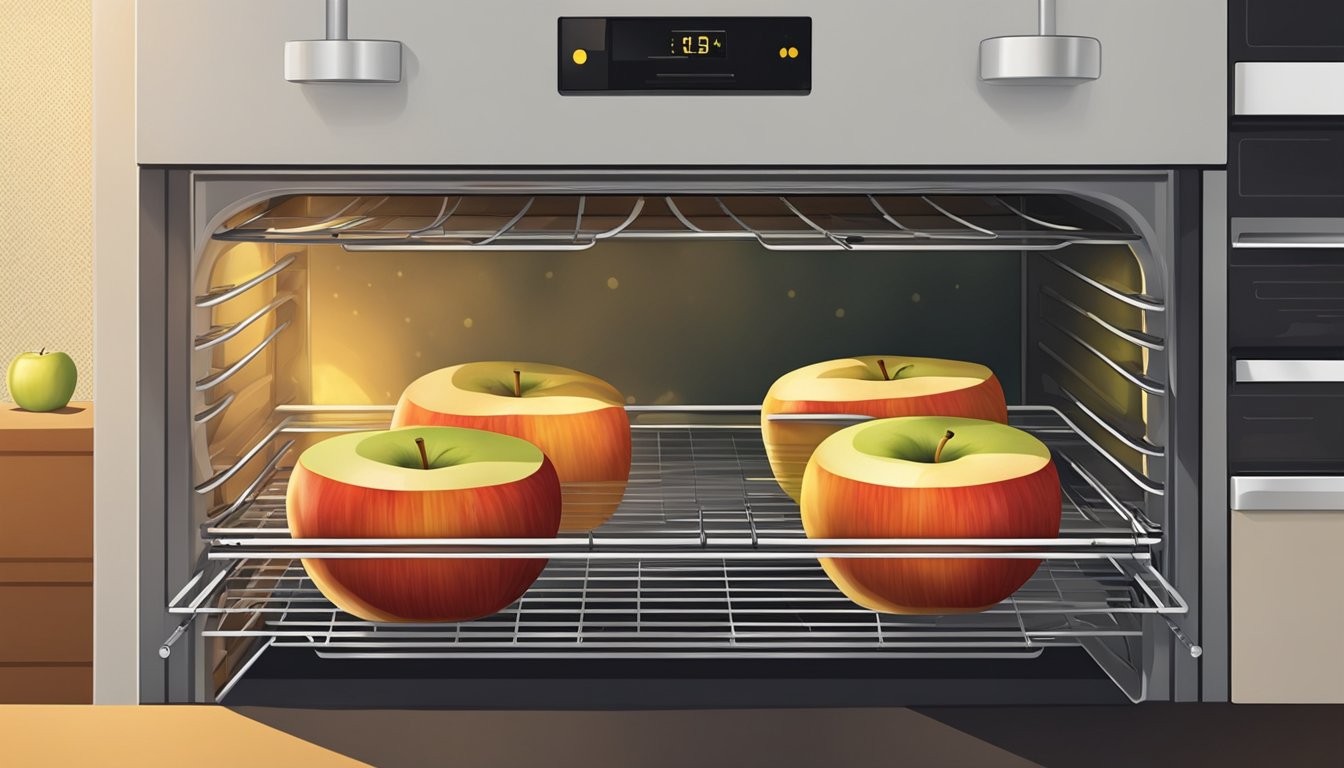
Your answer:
[1231,476,1344,512]
[1234,233,1344,249]
[1235,360,1344,384]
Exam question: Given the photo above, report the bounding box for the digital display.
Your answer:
[559,17,811,95]
[670,30,726,58]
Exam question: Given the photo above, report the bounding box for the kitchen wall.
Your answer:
[0,1,94,402]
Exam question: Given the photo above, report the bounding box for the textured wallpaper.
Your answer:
[0,1,94,402]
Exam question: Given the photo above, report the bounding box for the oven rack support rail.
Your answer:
[210,193,1143,253]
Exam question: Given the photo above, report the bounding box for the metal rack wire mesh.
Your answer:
[201,407,1158,546]
[168,406,1184,660]
[209,194,1143,252]
[188,556,1175,660]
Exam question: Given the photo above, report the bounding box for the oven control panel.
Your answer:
[558,17,810,95]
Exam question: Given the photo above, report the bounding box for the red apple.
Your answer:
[392,362,631,532]
[801,416,1060,614]
[762,356,1008,502]
[286,426,561,622]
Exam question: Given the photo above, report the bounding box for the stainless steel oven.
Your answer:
[99,0,1234,706]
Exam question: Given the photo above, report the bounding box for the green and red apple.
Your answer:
[286,426,562,623]
[392,362,631,532]
[7,349,78,412]
[761,356,1009,501]
[801,416,1060,614]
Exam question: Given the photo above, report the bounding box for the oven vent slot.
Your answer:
[210,194,1142,252]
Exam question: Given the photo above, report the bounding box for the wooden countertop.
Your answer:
[1,706,370,767]
[0,402,93,452]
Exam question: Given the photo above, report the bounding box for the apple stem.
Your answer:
[877,359,890,381]
[934,430,955,463]
[414,437,431,470]
[39,347,45,356]
[513,369,522,398]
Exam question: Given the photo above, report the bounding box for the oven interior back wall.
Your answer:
[302,242,1024,406]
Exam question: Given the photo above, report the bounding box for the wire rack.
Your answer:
[202,406,1158,545]
[184,556,1175,660]
[210,194,1143,252]
[165,406,1187,661]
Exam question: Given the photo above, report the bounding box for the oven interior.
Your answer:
[162,186,1191,705]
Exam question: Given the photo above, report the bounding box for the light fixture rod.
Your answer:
[1039,0,1057,36]
[326,0,348,41]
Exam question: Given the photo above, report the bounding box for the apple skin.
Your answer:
[762,356,1008,502]
[7,350,77,412]
[392,362,631,533]
[801,417,1060,614]
[286,427,562,623]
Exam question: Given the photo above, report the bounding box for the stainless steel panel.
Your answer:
[1200,170,1228,702]
[1230,476,1344,511]
[135,0,1226,166]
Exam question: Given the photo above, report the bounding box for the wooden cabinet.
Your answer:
[0,403,93,703]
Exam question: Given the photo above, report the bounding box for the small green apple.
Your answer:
[7,349,78,412]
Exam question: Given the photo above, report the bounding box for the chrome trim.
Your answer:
[1041,319,1166,395]
[995,197,1083,232]
[1235,62,1344,116]
[194,293,295,351]
[472,196,535,246]
[1233,233,1344,249]
[194,255,297,309]
[1235,359,1344,384]
[1041,286,1165,351]
[1054,382,1164,457]
[921,196,997,238]
[193,322,291,392]
[1231,476,1344,512]
[1040,253,1164,312]
[193,393,236,425]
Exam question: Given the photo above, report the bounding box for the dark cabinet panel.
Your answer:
[1233,0,1344,60]
[1230,383,1344,473]
[1232,133,1344,217]
[1230,250,1344,348]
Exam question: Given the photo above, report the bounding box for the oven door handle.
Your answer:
[1233,232,1344,249]
[1235,360,1344,384]
[1231,476,1344,512]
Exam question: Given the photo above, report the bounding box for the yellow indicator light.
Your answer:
[778,47,788,59]
[572,48,588,65]
[788,47,799,59]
